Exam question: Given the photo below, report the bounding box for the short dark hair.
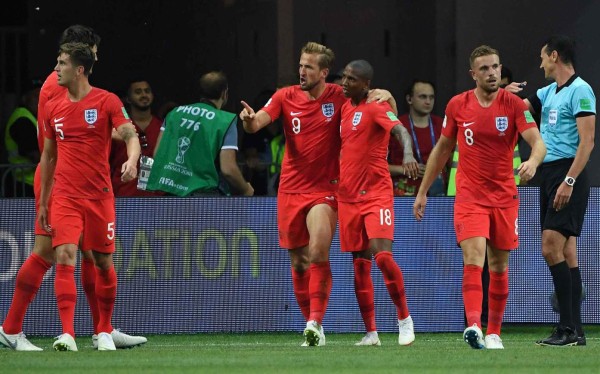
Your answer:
[59,24,101,48]
[346,60,374,81]
[199,71,228,100]
[543,35,576,66]
[59,42,95,75]
[126,78,152,94]
[406,79,436,97]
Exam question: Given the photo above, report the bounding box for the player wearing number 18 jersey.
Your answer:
[339,60,417,347]
[414,45,546,349]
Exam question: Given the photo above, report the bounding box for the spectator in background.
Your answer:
[3,79,43,197]
[110,79,164,196]
[147,71,253,196]
[388,80,446,196]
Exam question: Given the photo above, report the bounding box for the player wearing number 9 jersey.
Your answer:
[414,45,546,349]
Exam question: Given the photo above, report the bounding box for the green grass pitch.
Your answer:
[1,325,598,373]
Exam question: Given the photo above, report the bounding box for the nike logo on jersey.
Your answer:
[54,117,66,123]
[463,121,475,127]
[290,111,302,116]
[325,196,335,201]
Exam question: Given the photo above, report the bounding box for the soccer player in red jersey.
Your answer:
[338,60,417,346]
[413,45,546,349]
[240,42,405,346]
[37,42,141,351]
[0,25,146,352]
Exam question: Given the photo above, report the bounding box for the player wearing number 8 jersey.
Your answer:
[339,60,417,347]
[38,42,141,351]
[414,45,546,349]
[240,42,405,347]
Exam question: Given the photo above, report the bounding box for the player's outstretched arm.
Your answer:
[240,100,272,134]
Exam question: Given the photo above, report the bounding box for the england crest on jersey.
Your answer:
[85,109,98,126]
[495,116,508,132]
[322,103,334,118]
[352,112,363,126]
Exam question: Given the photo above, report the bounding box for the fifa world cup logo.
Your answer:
[176,136,191,164]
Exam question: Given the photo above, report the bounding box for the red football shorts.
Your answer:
[51,196,116,253]
[338,196,394,252]
[33,165,53,236]
[277,191,338,249]
[454,202,518,250]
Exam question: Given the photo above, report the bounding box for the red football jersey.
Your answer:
[43,87,131,199]
[339,99,399,202]
[261,84,346,193]
[37,71,65,152]
[442,89,536,207]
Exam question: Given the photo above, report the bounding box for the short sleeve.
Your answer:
[221,117,239,151]
[571,84,596,116]
[441,98,458,138]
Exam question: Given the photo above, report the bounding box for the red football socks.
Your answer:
[308,262,332,324]
[374,251,409,320]
[354,258,376,332]
[463,264,483,327]
[81,258,100,334]
[487,269,509,336]
[291,267,311,321]
[55,264,77,336]
[3,253,51,334]
[95,266,117,334]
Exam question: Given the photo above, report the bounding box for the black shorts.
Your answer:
[540,158,590,237]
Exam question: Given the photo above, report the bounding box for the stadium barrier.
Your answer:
[0,188,598,335]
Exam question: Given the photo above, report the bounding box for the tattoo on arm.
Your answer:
[119,126,137,142]
[391,124,413,155]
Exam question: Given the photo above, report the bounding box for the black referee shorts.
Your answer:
[540,158,590,238]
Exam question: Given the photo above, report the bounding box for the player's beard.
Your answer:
[300,79,320,91]
[482,82,499,95]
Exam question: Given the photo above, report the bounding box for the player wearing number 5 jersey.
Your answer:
[240,42,406,347]
[414,45,546,350]
[38,43,141,351]
[339,60,417,347]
